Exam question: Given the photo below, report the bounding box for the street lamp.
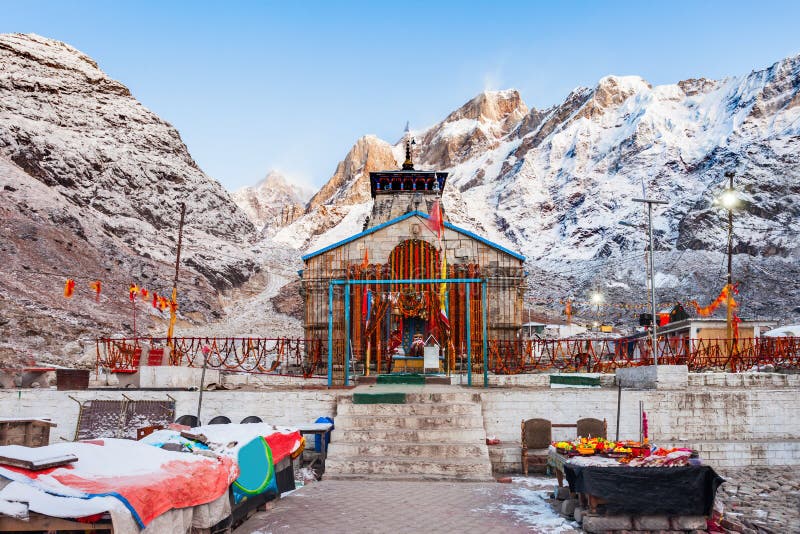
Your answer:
[632,197,668,366]
[715,171,738,353]
[591,292,603,329]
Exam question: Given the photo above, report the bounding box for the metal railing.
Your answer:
[487,336,800,374]
[96,337,328,378]
[97,336,799,379]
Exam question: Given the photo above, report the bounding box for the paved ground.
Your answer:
[715,467,800,533]
[238,477,580,534]
[238,468,800,534]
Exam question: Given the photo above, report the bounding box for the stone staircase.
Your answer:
[324,390,494,482]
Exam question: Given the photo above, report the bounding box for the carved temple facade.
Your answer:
[300,141,526,382]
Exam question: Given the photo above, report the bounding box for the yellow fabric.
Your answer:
[439,254,447,311]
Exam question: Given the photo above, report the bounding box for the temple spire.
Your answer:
[402,121,415,170]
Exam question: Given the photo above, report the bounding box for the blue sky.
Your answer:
[3,1,799,191]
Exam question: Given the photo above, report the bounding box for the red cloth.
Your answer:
[264,430,303,464]
[0,440,237,527]
[52,457,234,525]
[427,200,443,239]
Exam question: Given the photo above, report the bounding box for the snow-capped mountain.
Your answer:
[269,55,800,322]
[231,170,312,232]
[0,33,258,364]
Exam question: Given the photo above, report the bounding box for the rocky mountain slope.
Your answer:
[0,33,258,364]
[231,170,312,233]
[267,55,800,323]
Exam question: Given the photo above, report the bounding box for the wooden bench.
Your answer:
[0,418,56,447]
[296,422,334,475]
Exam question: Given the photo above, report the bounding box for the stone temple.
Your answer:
[300,137,526,383]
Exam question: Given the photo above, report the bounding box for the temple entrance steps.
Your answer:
[324,388,494,482]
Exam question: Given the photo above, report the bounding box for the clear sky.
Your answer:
[2,1,799,191]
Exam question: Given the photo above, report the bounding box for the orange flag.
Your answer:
[129,284,139,301]
[89,280,101,302]
[64,279,75,298]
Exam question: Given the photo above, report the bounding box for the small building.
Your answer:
[300,138,526,383]
[764,325,800,337]
[653,318,777,340]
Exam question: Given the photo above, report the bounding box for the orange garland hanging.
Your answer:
[691,283,741,340]
[691,284,737,316]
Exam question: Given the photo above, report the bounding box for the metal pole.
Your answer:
[167,203,186,354]
[446,286,451,376]
[726,172,734,356]
[344,282,351,386]
[466,283,472,387]
[633,198,667,367]
[615,384,622,442]
[196,349,208,422]
[648,202,658,366]
[482,280,488,388]
[327,281,333,387]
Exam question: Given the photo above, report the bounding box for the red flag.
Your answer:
[129,284,139,301]
[64,279,75,298]
[427,200,443,239]
[152,292,158,308]
[89,280,102,302]
[361,248,369,319]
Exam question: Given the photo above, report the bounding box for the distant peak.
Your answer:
[0,32,104,79]
[447,89,529,124]
[596,75,652,92]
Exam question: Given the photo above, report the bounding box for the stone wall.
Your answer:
[0,389,338,444]
[482,372,800,473]
[1,372,797,473]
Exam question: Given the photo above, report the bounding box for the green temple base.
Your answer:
[549,374,601,388]
[352,392,407,404]
[376,373,427,385]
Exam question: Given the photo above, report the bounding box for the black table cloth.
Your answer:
[564,464,724,515]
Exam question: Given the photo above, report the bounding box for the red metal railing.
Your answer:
[97,336,799,377]
[487,336,800,374]
[96,337,328,378]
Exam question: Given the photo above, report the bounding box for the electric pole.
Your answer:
[633,197,668,365]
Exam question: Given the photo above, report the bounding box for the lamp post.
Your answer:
[632,197,668,366]
[718,171,738,354]
[591,292,603,330]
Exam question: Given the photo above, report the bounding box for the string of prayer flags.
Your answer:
[63,278,75,298]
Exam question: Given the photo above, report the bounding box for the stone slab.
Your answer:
[670,515,708,529]
[582,513,633,532]
[633,514,672,529]
[137,366,220,389]
[615,365,688,389]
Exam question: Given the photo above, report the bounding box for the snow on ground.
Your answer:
[476,476,581,533]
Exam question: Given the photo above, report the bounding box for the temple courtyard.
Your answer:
[239,468,799,533]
